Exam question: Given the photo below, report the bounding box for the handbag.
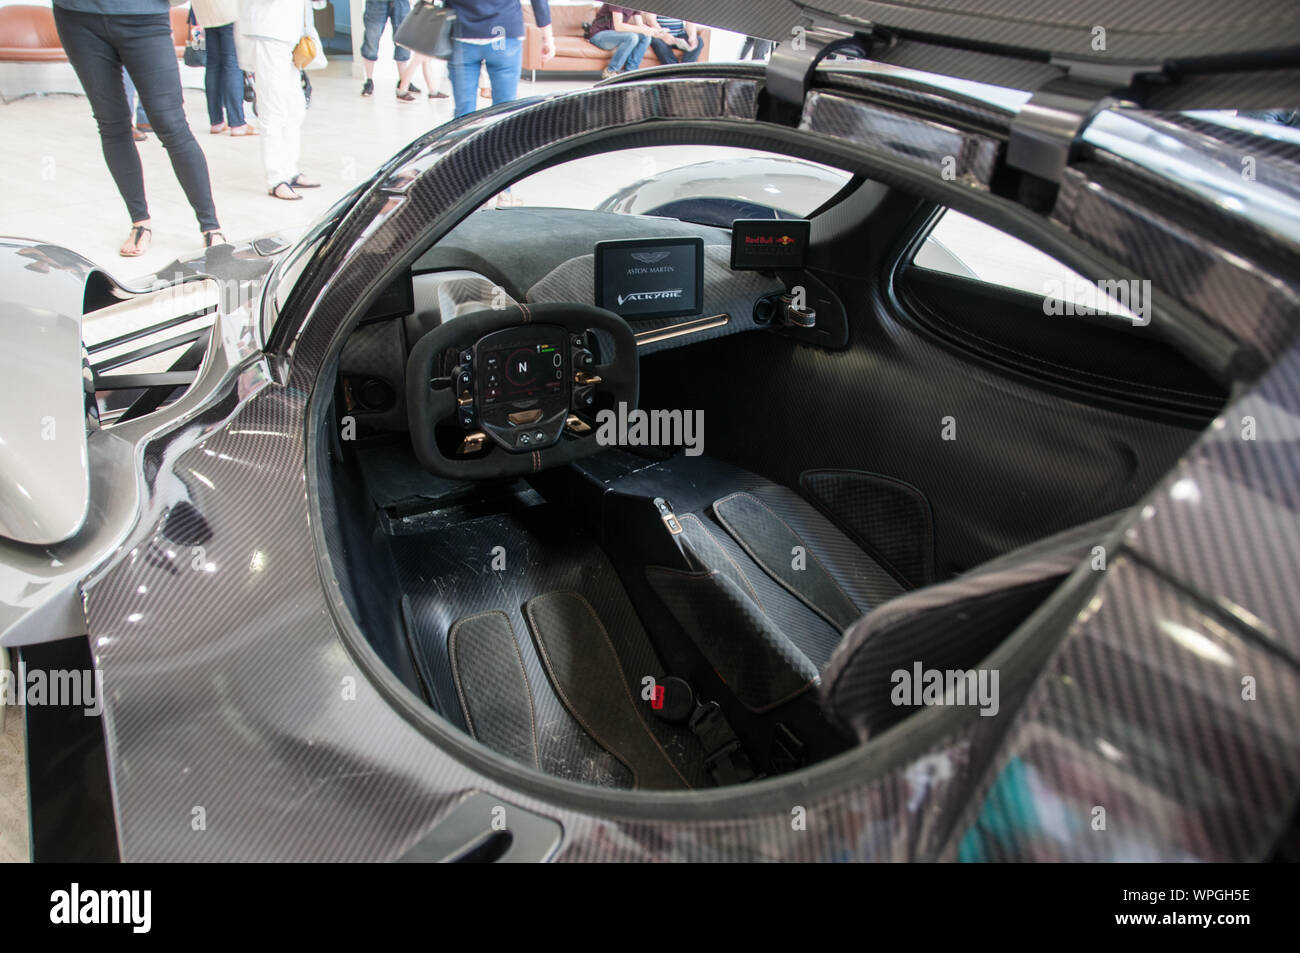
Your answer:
[292,2,320,71]
[395,1,458,61]
[183,10,206,68]
[292,33,318,71]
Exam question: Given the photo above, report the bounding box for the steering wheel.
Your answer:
[405,302,638,479]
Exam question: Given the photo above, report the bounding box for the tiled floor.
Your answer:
[3,57,593,283]
[0,681,27,864]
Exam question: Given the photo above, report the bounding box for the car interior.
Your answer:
[314,144,1229,791]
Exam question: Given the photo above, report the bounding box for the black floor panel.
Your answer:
[387,493,709,790]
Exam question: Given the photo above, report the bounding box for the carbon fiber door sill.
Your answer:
[397,792,562,863]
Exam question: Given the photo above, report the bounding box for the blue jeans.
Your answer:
[361,0,411,62]
[589,30,650,72]
[650,32,702,66]
[203,23,245,127]
[448,37,522,118]
[53,7,219,231]
[122,68,148,125]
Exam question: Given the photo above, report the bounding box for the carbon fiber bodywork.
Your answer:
[61,68,1300,861]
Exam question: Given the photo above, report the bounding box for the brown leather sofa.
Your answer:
[0,4,191,63]
[523,4,709,80]
[0,5,66,62]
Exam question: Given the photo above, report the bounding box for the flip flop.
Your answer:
[269,182,301,201]
[120,224,151,258]
[289,174,320,189]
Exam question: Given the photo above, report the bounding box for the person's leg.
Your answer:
[589,31,639,71]
[484,37,520,106]
[360,0,384,82]
[648,36,676,66]
[625,34,652,70]
[397,50,425,93]
[203,35,224,128]
[253,37,303,191]
[220,26,248,128]
[390,0,411,64]
[447,41,485,117]
[679,32,703,64]
[122,66,138,120]
[206,25,245,128]
[51,8,149,226]
[114,12,220,233]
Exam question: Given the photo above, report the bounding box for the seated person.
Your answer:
[587,5,660,78]
[644,13,702,66]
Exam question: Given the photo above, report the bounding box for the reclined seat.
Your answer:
[819,514,1114,741]
[631,457,1114,729]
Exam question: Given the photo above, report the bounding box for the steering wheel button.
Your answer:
[459,349,474,366]
[533,430,546,443]
[518,432,532,446]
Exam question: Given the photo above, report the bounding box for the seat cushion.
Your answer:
[821,514,1117,741]
[553,36,609,60]
[0,4,66,62]
[628,456,904,709]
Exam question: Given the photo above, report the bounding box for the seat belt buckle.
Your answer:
[689,700,756,785]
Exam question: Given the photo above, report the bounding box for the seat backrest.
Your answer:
[0,5,62,50]
[524,3,595,37]
[820,514,1117,742]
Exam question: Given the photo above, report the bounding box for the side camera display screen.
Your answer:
[594,237,704,320]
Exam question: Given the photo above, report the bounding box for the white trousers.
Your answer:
[250,36,305,190]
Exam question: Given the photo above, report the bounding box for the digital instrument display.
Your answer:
[730,219,811,271]
[480,339,565,405]
[594,237,704,320]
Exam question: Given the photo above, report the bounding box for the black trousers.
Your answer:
[53,7,220,232]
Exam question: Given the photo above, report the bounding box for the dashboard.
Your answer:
[338,207,817,436]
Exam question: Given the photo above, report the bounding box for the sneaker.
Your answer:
[396,89,417,103]
[428,90,449,100]
[601,67,619,80]
[361,78,374,97]
[400,81,421,95]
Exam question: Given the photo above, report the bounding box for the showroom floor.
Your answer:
[0,697,25,864]
[3,58,592,284]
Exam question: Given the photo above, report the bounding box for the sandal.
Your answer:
[269,182,301,201]
[211,122,228,134]
[120,223,151,258]
[288,173,319,189]
[132,126,148,142]
[202,230,228,248]
[229,124,257,137]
